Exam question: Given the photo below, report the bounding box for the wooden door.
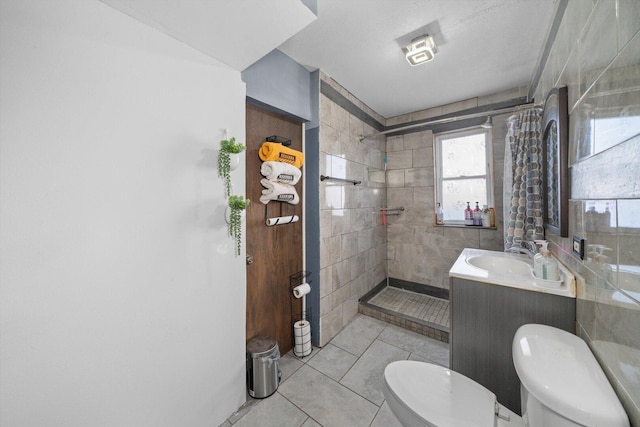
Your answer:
[245,103,303,354]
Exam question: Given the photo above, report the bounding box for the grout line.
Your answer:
[238,314,449,427]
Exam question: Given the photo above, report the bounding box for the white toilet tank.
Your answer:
[512,324,629,427]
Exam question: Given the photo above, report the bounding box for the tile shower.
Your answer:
[317,71,528,345]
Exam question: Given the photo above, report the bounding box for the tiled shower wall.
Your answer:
[385,88,528,289]
[318,73,387,345]
[532,0,640,424]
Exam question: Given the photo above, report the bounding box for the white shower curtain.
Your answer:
[503,108,544,251]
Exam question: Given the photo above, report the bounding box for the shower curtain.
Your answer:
[503,108,544,251]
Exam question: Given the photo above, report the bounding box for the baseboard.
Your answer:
[388,278,449,300]
[359,279,387,304]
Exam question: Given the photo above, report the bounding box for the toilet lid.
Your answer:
[384,361,496,427]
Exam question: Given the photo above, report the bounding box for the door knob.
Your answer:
[246,254,254,265]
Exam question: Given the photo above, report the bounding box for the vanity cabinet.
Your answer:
[450,277,576,415]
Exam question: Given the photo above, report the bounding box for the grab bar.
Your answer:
[320,175,361,185]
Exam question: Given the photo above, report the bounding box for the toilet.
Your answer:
[383,324,630,427]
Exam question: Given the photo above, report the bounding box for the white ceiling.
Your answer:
[101,0,557,119]
[278,0,558,118]
[99,0,317,71]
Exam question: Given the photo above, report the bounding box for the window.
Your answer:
[435,127,493,224]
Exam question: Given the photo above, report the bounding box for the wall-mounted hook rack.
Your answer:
[320,175,361,185]
[266,135,292,146]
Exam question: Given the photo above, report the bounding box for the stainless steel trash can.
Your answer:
[246,336,281,398]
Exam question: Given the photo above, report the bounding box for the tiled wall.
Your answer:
[532,0,640,424]
[385,88,528,289]
[318,73,387,345]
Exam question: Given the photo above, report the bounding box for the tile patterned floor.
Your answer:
[359,286,450,343]
[220,314,450,427]
[367,287,450,328]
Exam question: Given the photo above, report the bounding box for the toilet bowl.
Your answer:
[383,324,629,427]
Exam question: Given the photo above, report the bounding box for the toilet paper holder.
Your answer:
[289,271,313,358]
[289,271,312,321]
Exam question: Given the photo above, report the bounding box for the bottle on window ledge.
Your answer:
[435,203,444,225]
[464,202,473,226]
[482,204,491,227]
[473,202,482,226]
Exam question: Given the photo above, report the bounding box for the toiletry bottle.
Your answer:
[542,245,559,280]
[489,207,495,227]
[465,202,473,225]
[473,202,482,226]
[534,241,559,280]
[435,203,444,225]
[482,204,491,227]
[533,242,545,279]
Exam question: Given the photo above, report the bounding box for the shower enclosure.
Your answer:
[312,73,527,347]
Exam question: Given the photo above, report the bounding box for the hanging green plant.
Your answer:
[228,195,250,256]
[217,137,246,197]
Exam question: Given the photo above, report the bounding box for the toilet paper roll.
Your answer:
[292,283,311,299]
[293,320,312,357]
[293,320,310,336]
[294,342,312,356]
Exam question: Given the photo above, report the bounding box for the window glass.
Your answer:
[441,134,486,178]
[435,128,493,224]
[441,178,488,222]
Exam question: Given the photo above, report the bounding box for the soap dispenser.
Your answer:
[473,202,482,226]
[464,202,473,225]
[533,244,544,278]
[534,241,559,281]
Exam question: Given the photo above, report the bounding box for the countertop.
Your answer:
[449,248,576,298]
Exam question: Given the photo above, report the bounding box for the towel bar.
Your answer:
[320,175,361,185]
[264,202,300,226]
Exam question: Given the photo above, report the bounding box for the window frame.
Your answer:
[434,126,494,225]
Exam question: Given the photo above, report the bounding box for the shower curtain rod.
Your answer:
[360,102,542,141]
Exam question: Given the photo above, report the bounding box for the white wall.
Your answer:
[0,1,247,426]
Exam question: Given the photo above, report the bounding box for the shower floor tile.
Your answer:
[368,287,450,328]
[364,286,450,336]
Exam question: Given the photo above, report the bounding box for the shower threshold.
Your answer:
[359,279,450,343]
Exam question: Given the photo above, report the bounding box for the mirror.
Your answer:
[541,87,569,237]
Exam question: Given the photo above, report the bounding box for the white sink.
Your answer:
[466,254,532,276]
[450,248,576,298]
